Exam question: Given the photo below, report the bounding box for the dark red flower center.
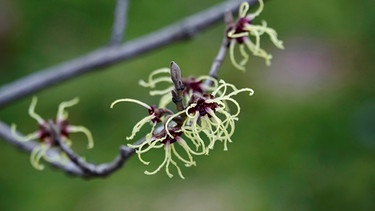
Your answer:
[188,95,218,117]
[183,77,204,94]
[148,105,162,123]
[38,120,69,145]
[228,17,252,44]
[153,128,183,145]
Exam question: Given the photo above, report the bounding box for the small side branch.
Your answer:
[56,136,135,178]
[204,11,234,87]
[110,0,129,46]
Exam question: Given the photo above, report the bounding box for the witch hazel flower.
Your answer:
[113,62,254,178]
[111,98,202,179]
[227,0,284,71]
[11,97,94,170]
[175,79,254,152]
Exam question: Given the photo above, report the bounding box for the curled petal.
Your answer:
[239,1,250,18]
[227,29,249,40]
[57,97,79,122]
[67,125,94,149]
[111,98,156,140]
[139,68,170,88]
[164,110,186,138]
[144,142,185,179]
[212,79,254,99]
[229,40,246,71]
[245,21,284,49]
[144,143,172,177]
[239,44,250,67]
[30,143,69,170]
[30,144,49,170]
[28,96,45,125]
[11,124,40,142]
[149,87,174,97]
[110,98,151,110]
[183,111,209,154]
[248,38,272,65]
[198,75,219,92]
[132,138,164,165]
[174,137,198,166]
[246,0,264,20]
[211,109,236,151]
[127,115,156,140]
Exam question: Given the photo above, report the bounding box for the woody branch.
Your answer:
[0,0,258,108]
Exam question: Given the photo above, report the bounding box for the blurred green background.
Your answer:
[1,0,375,210]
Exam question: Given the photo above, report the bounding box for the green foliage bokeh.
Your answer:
[0,0,374,210]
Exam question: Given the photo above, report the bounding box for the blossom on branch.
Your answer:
[113,67,254,178]
[182,79,254,151]
[227,0,284,71]
[110,97,201,179]
[11,97,94,170]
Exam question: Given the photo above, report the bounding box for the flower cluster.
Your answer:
[12,97,94,170]
[227,0,284,71]
[7,1,283,179]
[112,63,253,178]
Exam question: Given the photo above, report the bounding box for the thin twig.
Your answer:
[0,0,258,109]
[54,125,137,178]
[204,11,234,87]
[110,0,129,46]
